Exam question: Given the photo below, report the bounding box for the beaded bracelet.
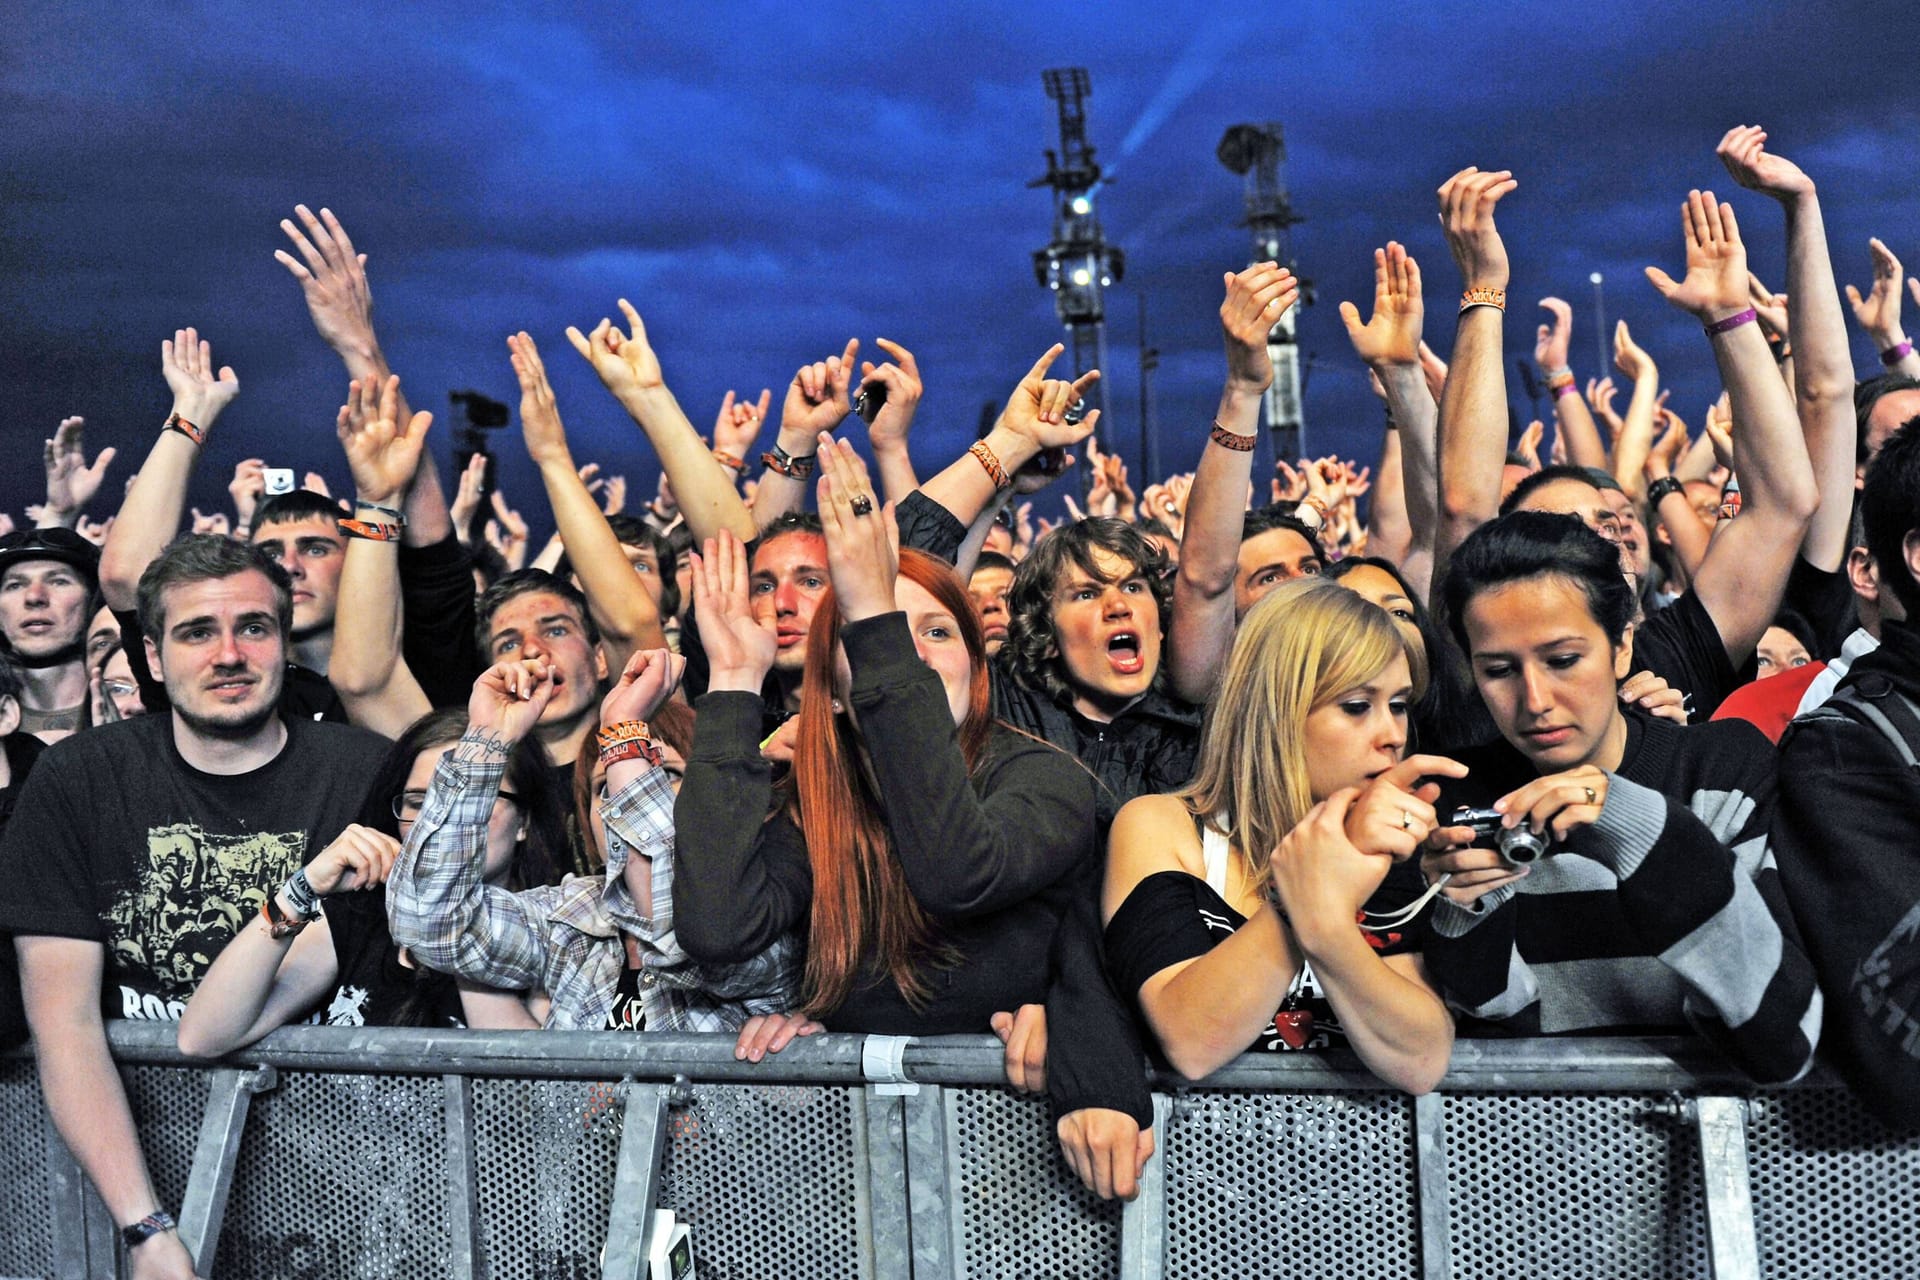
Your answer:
[968,440,1011,490]
[1881,339,1914,367]
[336,518,400,542]
[162,412,204,446]
[1208,421,1257,453]
[1459,287,1506,313]
[1703,308,1757,337]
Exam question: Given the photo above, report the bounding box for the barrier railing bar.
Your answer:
[80,1026,1836,1096]
[1694,1096,1761,1280]
[601,1080,672,1280]
[177,1064,276,1267]
[442,1073,479,1280]
[860,1087,910,1280]
[41,1100,110,1280]
[1413,1091,1452,1280]
[1117,1092,1170,1280]
[904,1084,955,1277]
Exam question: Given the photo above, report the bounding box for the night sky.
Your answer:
[5,3,1914,536]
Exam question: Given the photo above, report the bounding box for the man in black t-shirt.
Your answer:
[0,535,381,1277]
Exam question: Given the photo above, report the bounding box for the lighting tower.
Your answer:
[1217,122,1310,466]
[1031,68,1123,454]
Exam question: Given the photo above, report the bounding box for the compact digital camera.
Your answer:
[1450,806,1550,865]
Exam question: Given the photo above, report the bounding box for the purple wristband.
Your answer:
[1703,308,1757,337]
[1881,339,1915,367]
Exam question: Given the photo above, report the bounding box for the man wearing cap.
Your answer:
[0,528,100,743]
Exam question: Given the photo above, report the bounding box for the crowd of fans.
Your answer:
[2,124,1919,1275]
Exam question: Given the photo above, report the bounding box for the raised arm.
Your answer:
[1845,237,1920,380]
[328,374,433,737]
[1434,168,1519,564]
[1342,242,1438,600]
[98,330,240,611]
[1608,321,1662,501]
[858,339,924,503]
[512,331,667,672]
[1166,263,1299,702]
[276,205,451,546]
[37,418,116,532]
[1718,126,1856,573]
[1645,189,1819,666]
[751,339,860,529]
[565,299,757,544]
[1535,298,1609,470]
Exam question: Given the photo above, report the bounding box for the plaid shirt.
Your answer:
[386,747,798,1032]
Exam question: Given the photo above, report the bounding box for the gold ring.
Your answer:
[1583,786,1597,806]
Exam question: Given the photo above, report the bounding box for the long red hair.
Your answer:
[789,549,992,1014]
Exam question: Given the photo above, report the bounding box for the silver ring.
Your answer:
[1401,810,1416,832]
[849,494,874,518]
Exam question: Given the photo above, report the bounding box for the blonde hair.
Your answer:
[1177,577,1428,887]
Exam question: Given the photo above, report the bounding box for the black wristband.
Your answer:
[1646,476,1684,508]
[122,1210,176,1249]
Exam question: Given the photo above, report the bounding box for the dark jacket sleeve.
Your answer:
[671,691,813,962]
[1775,706,1920,1126]
[1047,888,1155,1126]
[894,490,968,565]
[398,534,482,707]
[844,613,1095,918]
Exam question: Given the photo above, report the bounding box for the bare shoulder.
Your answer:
[1103,793,1206,922]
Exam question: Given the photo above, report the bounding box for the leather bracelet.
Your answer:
[1881,339,1914,367]
[1459,287,1506,313]
[122,1211,177,1250]
[355,500,406,525]
[712,449,746,473]
[760,444,816,479]
[1703,308,1757,336]
[162,412,204,446]
[968,440,1011,490]
[1645,476,1684,508]
[1208,421,1256,453]
[260,895,310,940]
[337,518,401,542]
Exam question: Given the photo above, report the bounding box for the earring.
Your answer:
[832,699,844,714]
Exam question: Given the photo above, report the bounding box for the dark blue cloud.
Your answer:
[2,1,1912,537]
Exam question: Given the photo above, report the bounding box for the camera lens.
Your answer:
[1498,826,1548,864]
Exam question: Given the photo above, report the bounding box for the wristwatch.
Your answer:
[122,1210,177,1250]
[261,892,311,940]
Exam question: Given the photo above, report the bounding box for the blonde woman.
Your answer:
[1102,578,1456,1089]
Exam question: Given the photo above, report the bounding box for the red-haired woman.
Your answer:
[673,436,1096,1044]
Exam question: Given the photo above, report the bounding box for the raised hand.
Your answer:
[1612,319,1658,382]
[1716,125,1814,203]
[302,472,332,498]
[712,389,772,462]
[690,530,777,691]
[599,472,627,515]
[336,373,432,506]
[1417,341,1448,404]
[161,327,240,428]
[1644,190,1750,321]
[600,648,687,729]
[1104,452,1136,521]
[816,433,899,624]
[449,453,487,542]
[857,337,924,454]
[1272,459,1307,504]
[189,508,230,537]
[1516,419,1545,472]
[41,417,116,522]
[228,459,266,531]
[303,825,402,896]
[486,490,529,571]
[1643,411,1689,480]
[1002,343,1102,452]
[1534,297,1573,371]
[1586,376,1624,438]
[1224,261,1298,387]
[1337,244,1419,368]
[1747,272,1790,341]
[76,514,112,545]
[1845,238,1907,339]
[508,331,572,467]
[275,205,380,359]
[565,299,665,398]
[466,659,558,747]
[1437,167,1518,291]
[778,338,861,443]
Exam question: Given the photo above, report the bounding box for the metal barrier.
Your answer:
[2,1024,1917,1279]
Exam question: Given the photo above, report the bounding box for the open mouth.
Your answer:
[1106,632,1144,676]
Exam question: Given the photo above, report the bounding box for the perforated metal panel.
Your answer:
[0,1059,52,1278]
[662,1084,869,1280]
[1443,1094,1708,1278]
[124,1064,213,1219]
[201,1071,452,1279]
[1163,1089,1415,1278]
[473,1077,627,1279]
[947,1087,1121,1279]
[1749,1087,1920,1279]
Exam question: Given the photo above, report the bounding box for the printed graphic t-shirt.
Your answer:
[0,714,383,1022]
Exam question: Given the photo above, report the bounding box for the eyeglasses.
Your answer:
[102,680,139,699]
[392,789,520,822]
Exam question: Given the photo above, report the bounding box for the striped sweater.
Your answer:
[1426,710,1823,1083]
